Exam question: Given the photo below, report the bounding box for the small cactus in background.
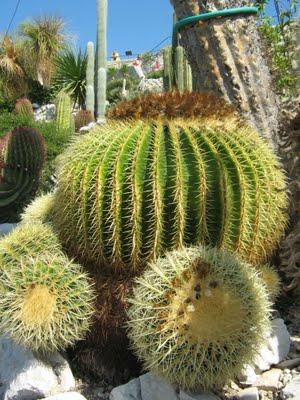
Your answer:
[163,47,173,91]
[127,246,271,390]
[55,91,72,131]
[163,46,193,92]
[0,127,45,222]
[86,41,95,116]
[75,109,95,132]
[21,192,55,225]
[0,222,95,352]
[14,98,34,118]
[53,92,287,273]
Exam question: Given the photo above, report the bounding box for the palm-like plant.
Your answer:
[52,49,87,109]
[19,16,66,87]
[0,36,27,97]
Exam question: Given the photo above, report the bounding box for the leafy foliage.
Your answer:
[257,0,298,95]
[19,16,67,87]
[52,49,87,108]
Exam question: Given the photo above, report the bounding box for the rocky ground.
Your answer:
[69,304,300,400]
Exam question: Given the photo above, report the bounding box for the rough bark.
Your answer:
[170,0,279,147]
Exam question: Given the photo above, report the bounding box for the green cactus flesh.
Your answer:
[0,127,45,222]
[127,246,271,390]
[53,117,287,273]
[56,92,72,131]
[0,222,95,352]
[21,192,55,225]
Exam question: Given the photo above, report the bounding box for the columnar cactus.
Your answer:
[163,46,193,92]
[14,98,34,118]
[0,223,95,352]
[0,127,45,222]
[53,93,287,273]
[96,0,107,120]
[86,41,95,115]
[127,246,271,390]
[163,47,173,91]
[55,91,72,131]
[97,67,107,122]
[170,0,280,147]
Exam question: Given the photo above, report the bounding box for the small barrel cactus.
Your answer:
[14,98,34,118]
[257,264,281,301]
[0,127,45,222]
[53,93,287,273]
[75,109,95,132]
[127,246,271,390]
[0,222,95,352]
[55,91,72,131]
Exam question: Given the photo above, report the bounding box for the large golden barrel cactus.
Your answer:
[52,93,287,273]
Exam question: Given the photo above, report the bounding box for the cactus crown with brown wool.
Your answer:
[53,92,287,273]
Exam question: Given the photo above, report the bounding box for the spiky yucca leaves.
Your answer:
[127,246,271,391]
[14,98,34,118]
[21,192,55,225]
[0,253,95,352]
[75,109,94,132]
[107,91,235,120]
[53,114,287,273]
[0,127,45,222]
[0,222,95,351]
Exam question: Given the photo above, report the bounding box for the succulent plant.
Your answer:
[0,127,45,222]
[0,223,61,261]
[55,91,72,131]
[86,41,95,116]
[21,192,55,225]
[75,109,94,132]
[53,93,287,273]
[127,246,271,391]
[0,222,95,351]
[257,264,281,302]
[14,98,34,118]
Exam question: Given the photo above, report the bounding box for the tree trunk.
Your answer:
[170,0,279,147]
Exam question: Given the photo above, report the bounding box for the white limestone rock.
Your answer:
[44,393,87,400]
[0,337,75,400]
[282,375,300,399]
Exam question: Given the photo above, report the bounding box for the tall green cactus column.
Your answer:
[96,0,108,122]
[55,92,72,131]
[86,42,95,116]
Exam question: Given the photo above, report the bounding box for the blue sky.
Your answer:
[0,1,298,59]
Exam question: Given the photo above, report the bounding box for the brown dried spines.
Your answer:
[107,91,235,121]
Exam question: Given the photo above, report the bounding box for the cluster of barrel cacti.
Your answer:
[0,91,287,390]
[0,127,45,222]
